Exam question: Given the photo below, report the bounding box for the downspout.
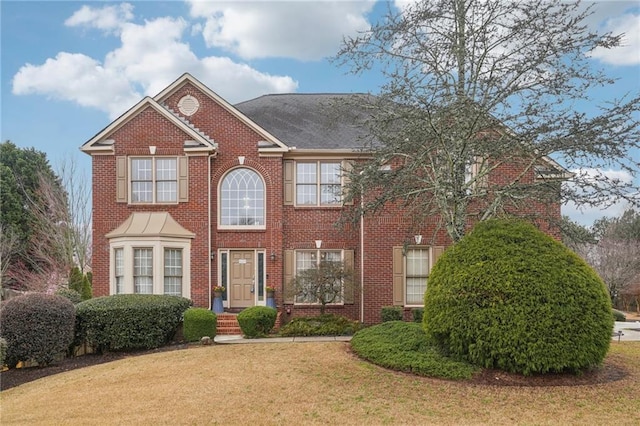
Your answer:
[208,153,213,309]
[360,178,365,324]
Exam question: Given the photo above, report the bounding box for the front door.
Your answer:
[230,251,255,308]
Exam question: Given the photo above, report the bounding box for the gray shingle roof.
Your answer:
[235,93,374,150]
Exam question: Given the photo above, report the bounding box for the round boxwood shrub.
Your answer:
[612,309,626,322]
[237,306,277,338]
[0,293,75,367]
[0,337,7,367]
[75,294,191,352]
[183,308,217,342]
[423,219,613,376]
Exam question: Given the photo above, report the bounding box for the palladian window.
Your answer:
[220,168,265,228]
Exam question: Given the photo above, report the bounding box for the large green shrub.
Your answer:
[350,321,477,380]
[75,295,191,352]
[0,293,75,367]
[237,306,277,338]
[183,308,217,342]
[424,219,613,375]
[279,314,361,336]
[381,306,403,322]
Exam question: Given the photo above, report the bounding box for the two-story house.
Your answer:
[81,73,562,325]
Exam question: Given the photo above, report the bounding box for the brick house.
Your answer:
[81,73,564,325]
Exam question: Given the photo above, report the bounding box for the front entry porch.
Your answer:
[216,249,269,310]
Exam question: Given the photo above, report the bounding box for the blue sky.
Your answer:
[2,0,639,226]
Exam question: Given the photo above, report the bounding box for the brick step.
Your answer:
[216,314,241,335]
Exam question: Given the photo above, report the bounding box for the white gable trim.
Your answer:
[80,97,217,154]
[154,73,289,153]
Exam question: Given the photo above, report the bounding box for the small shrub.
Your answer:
[68,267,92,301]
[75,294,191,352]
[412,308,424,323]
[0,293,75,367]
[56,288,83,304]
[279,314,362,337]
[381,306,403,322]
[237,306,277,338]
[0,337,7,366]
[350,322,477,380]
[612,309,626,322]
[183,308,217,342]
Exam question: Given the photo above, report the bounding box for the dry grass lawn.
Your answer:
[2,342,639,425]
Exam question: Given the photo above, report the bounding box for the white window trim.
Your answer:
[295,161,343,207]
[293,249,344,306]
[109,237,191,297]
[129,156,178,205]
[218,167,267,230]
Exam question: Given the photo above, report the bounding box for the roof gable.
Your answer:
[154,73,289,153]
[80,97,217,154]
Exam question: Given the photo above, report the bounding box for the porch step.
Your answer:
[216,313,242,335]
[215,311,283,336]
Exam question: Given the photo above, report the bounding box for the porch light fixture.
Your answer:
[315,240,322,249]
[210,251,215,260]
[270,252,276,261]
[414,235,423,245]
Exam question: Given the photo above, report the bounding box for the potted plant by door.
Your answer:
[212,286,225,313]
[266,286,276,309]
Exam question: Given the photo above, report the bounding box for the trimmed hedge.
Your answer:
[55,287,83,304]
[0,337,7,366]
[237,306,277,338]
[0,293,75,367]
[612,309,626,322]
[411,308,424,323]
[75,294,191,352]
[381,306,403,322]
[279,314,362,337]
[183,308,217,342]
[350,321,477,380]
[424,219,613,375]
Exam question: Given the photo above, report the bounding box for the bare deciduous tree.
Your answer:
[288,260,354,315]
[335,0,639,242]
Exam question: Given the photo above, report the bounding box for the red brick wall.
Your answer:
[89,80,562,324]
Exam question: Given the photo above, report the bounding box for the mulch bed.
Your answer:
[1,342,628,391]
[1,344,190,391]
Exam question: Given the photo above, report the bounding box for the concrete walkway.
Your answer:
[214,335,352,344]
[612,321,640,342]
[214,322,640,344]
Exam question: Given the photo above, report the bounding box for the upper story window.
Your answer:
[220,168,265,228]
[116,156,188,204]
[296,161,342,206]
[130,157,177,203]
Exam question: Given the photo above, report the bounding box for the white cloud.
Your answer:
[563,168,636,226]
[12,4,298,119]
[64,3,134,33]
[12,52,140,116]
[590,12,640,65]
[187,0,375,60]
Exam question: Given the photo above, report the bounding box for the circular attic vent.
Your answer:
[178,95,200,116]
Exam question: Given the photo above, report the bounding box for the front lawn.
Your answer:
[2,341,639,424]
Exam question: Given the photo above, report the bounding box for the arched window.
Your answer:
[220,168,265,228]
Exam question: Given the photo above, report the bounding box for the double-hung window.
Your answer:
[114,248,124,294]
[131,158,177,203]
[295,250,343,304]
[133,248,153,294]
[405,248,429,305]
[296,161,342,206]
[163,248,183,296]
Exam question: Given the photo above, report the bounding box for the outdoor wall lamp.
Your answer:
[270,252,276,261]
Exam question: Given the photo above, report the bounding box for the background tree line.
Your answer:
[1,141,91,298]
